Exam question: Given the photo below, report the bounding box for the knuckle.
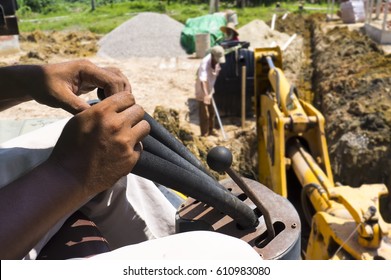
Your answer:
[105,119,122,134]
[132,104,144,114]
[109,67,122,75]
[90,105,107,120]
[76,59,94,69]
[123,91,136,104]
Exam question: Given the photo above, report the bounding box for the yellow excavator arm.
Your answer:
[254,47,391,260]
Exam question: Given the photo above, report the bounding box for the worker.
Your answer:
[220,22,239,42]
[0,59,261,261]
[195,45,226,137]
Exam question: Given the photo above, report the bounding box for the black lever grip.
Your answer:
[143,113,212,178]
[132,150,259,229]
[97,89,258,228]
[142,135,213,180]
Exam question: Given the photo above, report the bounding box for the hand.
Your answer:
[203,94,212,105]
[38,60,131,114]
[49,91,150,196]
[0,60,130,113]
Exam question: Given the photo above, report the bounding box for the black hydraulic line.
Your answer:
[132,150,259,229]
[142,135,227,192]
[97,89,212,177]
[143,113,212,177]
[96,91,257,227]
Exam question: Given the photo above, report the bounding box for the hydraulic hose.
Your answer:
[132,150,259,229]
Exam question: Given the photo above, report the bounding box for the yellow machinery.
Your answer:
[254,46,391,259]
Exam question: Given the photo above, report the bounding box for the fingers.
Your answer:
[61,91,91,115]
[102,93,150,143]
[130,120,150,150]
[102,67,132,93]
[100,93,150,146]
[80,61,131,97]
[98,91,136,113]
[91,91,149,140]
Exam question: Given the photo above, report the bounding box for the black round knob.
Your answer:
[207,146,233,172]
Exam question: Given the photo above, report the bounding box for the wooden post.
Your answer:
[241,66,246,128]
[375,0,381,19]
[382,0,389,31]
[271,14,276,30]
[209,0,219,13]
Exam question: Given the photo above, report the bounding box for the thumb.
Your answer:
[60,94,91,115]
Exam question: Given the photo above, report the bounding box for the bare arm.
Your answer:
[200,80,212,104]
[0,59,130,113]
[0,92,150,259]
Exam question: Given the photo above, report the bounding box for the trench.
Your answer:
[155,13,391,222]
[277,13,391,221]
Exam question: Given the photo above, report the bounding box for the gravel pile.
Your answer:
[238,19,290,49]
[238,19,304,84]
[97,12,187,59]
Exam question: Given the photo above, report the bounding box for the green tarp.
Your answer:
[180,14,227,55]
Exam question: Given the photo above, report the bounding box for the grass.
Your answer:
[17,1,328,34]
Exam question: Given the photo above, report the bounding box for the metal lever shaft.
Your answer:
[207,146,276,239]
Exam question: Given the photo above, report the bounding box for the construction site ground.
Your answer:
[0,12,390,221]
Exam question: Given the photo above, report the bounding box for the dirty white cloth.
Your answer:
[0,118,176,259]
[89,231,262,260]
[0,118,261,260]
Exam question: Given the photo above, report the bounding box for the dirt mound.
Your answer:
[238,19,304,84]
[18,30,101,64]
[310,17,391,218]
[97,12,187,59]
[152,106,258,181]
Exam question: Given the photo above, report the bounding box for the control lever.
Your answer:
[96,89,258,228]
[207,146,276,239]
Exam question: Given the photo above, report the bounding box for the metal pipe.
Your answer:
[225,168,276,239]
[286,139,333,212]
[211,97,228,140]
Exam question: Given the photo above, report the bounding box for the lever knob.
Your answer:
[207,146,233,173]
[207,146,275,238]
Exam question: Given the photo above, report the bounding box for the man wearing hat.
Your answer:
[195,45,226,137]
[220,22,239,42]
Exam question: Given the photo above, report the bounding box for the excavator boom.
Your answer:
[254,47,391,260]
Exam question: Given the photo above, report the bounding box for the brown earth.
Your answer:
[1,14,391,220]
[276,13,391,220]
[0,29,259,181]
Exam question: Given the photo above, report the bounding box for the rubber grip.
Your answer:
[143,113,212,177]
[132,150,258,229]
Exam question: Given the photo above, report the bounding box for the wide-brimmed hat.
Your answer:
[220,22,239,37]
[210,45,226,64]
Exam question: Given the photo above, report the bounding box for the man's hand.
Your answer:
[0,60,131,114]
[40,60,131,114]
[49,91,150,196]
[203,94,212,105]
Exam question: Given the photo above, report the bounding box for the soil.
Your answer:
[1,12,390,220]
[276,13,391,220]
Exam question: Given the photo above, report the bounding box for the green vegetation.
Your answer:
[16,0,328,34]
